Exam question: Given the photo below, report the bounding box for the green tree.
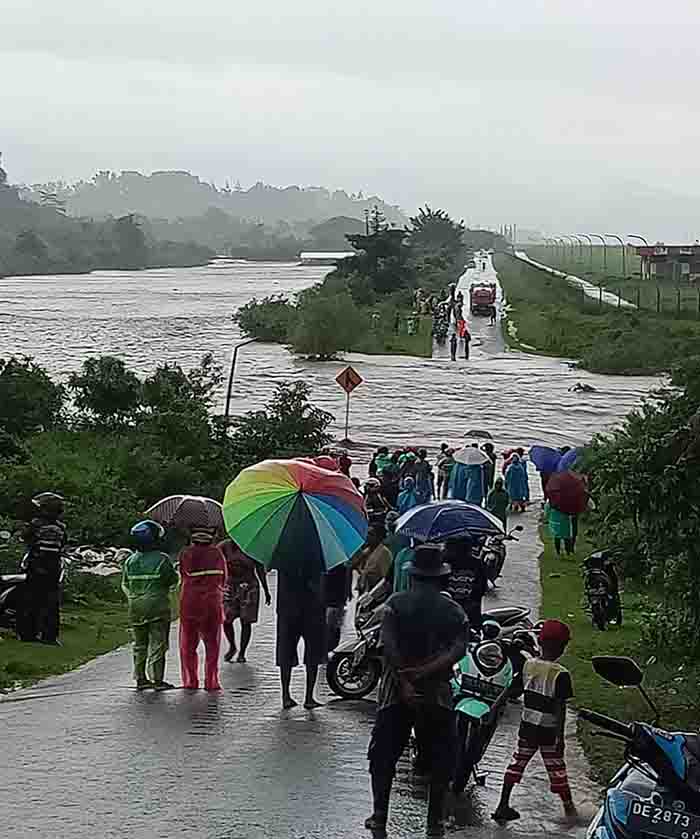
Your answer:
[68,356,142,425]
[0,356,65,438]
[290,292,368,359]
[234,295,295,342]
[409,206,465,263]
[230,381,333,464]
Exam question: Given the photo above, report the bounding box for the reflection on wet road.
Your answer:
[1,518,593,839]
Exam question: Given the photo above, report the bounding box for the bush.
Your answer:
[290,291,368,359]
[234,295,295,342]
[68,356,142,425]
[0,356,65,437]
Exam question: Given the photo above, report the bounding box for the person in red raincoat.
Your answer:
[178,528,227,691]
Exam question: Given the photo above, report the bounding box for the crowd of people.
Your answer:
[15,438,580,838]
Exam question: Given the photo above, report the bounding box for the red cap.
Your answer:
[539,619,571,645]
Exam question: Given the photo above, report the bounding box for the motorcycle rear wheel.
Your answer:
[326,652,381,700]
[453,717,476,795]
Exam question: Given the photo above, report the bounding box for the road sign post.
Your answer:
[335,365,363,441]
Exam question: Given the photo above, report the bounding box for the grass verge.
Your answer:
[539,526,700,784]
[496,252,700,374]
[353,314,432,358]
[0,576,131,692]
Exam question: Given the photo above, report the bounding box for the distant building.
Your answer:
[299,251,355,266]
[635,243,700,282]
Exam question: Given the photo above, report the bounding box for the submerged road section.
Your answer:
[1,517,595,839]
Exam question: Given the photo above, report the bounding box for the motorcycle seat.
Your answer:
[484,606,530,625]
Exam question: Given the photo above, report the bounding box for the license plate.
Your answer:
[628,801,700,839]
[460,673,502,701]
[352,641,367,668]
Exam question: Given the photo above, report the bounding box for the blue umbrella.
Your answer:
[529,445,561,474]
[556,448,580,472]
[396,501,505,543]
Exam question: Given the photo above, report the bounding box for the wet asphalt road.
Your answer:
[1,516,596,839]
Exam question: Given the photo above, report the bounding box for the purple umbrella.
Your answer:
[529,445,560,474]
[556,449,580,472]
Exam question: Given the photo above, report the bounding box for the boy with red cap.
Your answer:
[493,619,578,823]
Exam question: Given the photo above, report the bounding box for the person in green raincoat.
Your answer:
[544,502,575,556]
[121,520,179,690]
[487,477,510,528]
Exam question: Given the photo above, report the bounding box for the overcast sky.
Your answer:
[3,1,700,237]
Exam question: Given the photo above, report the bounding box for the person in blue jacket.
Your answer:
[505,453,530,512]
[397,476,421,515]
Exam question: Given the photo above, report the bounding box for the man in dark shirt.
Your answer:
[366,544,468,838]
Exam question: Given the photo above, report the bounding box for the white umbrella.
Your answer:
[454,446,490,466]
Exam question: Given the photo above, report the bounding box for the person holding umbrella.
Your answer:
[222,458,368,710]
[365,544,468,838]
[178,527,227,691]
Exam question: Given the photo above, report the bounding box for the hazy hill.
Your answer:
[22,171,407,226]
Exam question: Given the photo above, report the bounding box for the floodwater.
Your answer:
[0,256,657,458]
[0,255,655,837]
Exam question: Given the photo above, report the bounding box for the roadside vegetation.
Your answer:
[495,253,700,374]
[539,529,700,784]
[543,358,700,779]
[237,208,504,359]
[0,352,336,688]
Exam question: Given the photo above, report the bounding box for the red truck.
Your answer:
[469,282,497,315]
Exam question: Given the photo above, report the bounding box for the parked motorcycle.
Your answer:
[482,525,524,587]
[580,655,700,839]
[326,568,534,700]
[326,578,389,699]
[0,554,68,632]
[451,622,538,794]
[583,550,622,630]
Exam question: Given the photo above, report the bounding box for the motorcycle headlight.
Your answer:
[475,641,505,672]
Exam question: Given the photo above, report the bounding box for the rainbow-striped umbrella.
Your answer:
[223,459,368,574]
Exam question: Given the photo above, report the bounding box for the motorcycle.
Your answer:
[326,568,534,700]
[583,550,622,630]
[481,525,524,587]
[580,655,700,839]
[326,578,389,700]
[451,622,538,794]
[0,554,68,632]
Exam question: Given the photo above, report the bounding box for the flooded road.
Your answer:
[0,256,657,458]
[0,255,651,837]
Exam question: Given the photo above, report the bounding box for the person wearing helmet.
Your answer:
[364,478,391,536]
[493,619,577,823]
[121,520,179,691]
[18,492,67,644]
[178,527,227,691]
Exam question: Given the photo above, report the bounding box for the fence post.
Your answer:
[656,287,661,314]
[618,289,621,309]
[582,285,586,310]
[677,287,682,318]
[599,285,603,308]
[636,287,641,309]
[697,288,700,320]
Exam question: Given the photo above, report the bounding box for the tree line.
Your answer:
[0,354,332,546]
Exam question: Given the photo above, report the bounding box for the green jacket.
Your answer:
[121,550,179,626]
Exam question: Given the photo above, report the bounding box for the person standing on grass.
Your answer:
[19,492,67,645]
[219,538,271,663]
[545,502,575,556]
[276,564,326,709]
[179,528,227,691]
[121,520,179,691]
[493,619,578,824]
